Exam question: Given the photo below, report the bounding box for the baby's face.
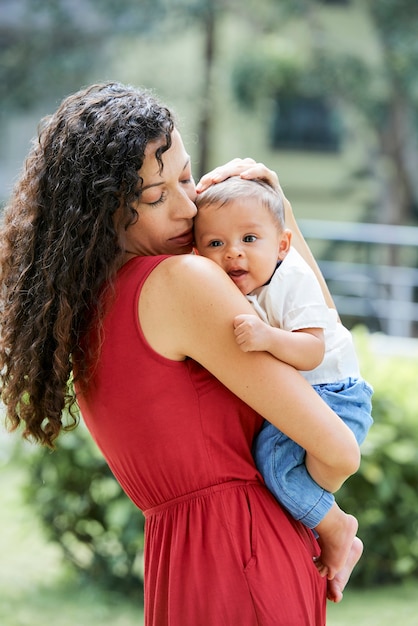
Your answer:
[194,198,288,295]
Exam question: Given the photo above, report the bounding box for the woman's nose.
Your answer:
[174,187,197,219]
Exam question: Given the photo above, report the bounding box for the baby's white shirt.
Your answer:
[246,247,360,385]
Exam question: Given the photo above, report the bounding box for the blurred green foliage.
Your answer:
[20,329,418,594]
[230,0,418,224]
[3,0,418,223]
[0,0,165,112]
[23,424,145,596]
[338,329,418,586]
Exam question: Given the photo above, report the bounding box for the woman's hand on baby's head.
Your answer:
[196,158,256,192]
[196,158,279,193]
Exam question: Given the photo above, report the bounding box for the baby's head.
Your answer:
[195,176,285,231]
[194,177,291,295]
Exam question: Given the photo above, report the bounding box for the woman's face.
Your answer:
[122,128,197,256]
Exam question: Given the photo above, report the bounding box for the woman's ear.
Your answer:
[278,228,292,260]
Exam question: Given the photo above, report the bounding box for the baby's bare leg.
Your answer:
[327,536,363,603]
[314,502,358,580]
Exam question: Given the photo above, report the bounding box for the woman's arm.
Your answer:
[283,194,337,312]
[139,255,360,493]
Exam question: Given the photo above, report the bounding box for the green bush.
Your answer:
[23,423,144,597]
[337,328,418,586]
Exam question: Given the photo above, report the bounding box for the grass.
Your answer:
[0,582,142,626]
[0,440,143,626]
[1,439,418,626]
[327,581,418,625]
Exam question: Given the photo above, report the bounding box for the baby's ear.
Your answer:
[278,228,292,259]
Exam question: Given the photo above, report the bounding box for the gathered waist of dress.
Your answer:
[143,479,262,518]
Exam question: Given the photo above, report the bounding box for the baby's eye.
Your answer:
[208,240,223,248]
[243,235,257,243]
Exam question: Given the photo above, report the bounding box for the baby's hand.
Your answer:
[233,314,270,352]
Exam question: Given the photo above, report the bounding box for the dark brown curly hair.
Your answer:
[0,81,174,448]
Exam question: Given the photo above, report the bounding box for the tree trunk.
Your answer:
[197,0,216,179]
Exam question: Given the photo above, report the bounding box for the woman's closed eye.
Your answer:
[149,191,167,207]
[181,177,194,186]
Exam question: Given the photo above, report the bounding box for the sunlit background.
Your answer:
[1,1,418,625]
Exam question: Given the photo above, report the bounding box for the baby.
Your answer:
[194,176,373,594]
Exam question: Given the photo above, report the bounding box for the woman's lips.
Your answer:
[170,230,194,247]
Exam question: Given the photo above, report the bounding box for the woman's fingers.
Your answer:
[196,158,255,192]
[196,158,281,193]
[240,163,280,190]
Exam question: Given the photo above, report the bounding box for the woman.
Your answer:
[0,82,360,625]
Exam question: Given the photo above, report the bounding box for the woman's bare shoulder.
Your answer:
[139,253,254,360]
[156,253,224,275]
[148,253,236,297]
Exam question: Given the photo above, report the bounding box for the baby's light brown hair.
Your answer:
[195,176,285,231]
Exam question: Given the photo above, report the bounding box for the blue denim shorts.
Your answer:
[254,377,373,528]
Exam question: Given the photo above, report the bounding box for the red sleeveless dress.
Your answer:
[77,256,326,626]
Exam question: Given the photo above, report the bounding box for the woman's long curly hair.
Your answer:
[0,81,174,448]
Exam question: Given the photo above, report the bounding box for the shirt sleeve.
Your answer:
[262,249,332,333]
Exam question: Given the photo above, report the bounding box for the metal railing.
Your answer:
[299,219,418,338]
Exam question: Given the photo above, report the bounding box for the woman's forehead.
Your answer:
[140,129,188,182]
